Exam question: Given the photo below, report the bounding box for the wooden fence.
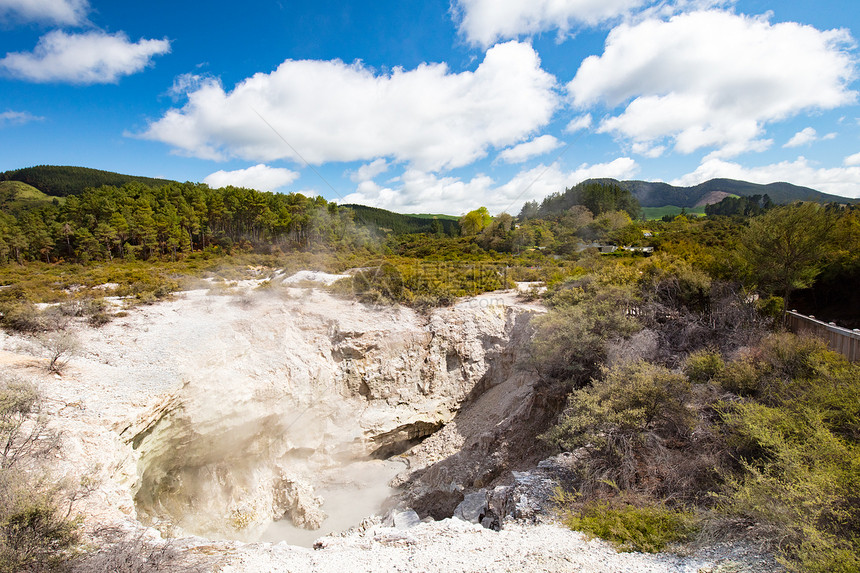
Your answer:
[785,311,860,362]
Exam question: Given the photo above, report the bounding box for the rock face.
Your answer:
[6,282,544,541]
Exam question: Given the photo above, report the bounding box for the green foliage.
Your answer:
[737,202,834,312]
[528,286,641,385]
[0,181,370,264]
[560,501,698,553]
[543,361,695,494]
[338,260,511,308]
[1,165,173,197]
[344,204,458,236]
[718,334,860,572]
[536,181,641,220]
[459,207,492,236]
[704,194,773,217]
[0,301,45,333]
[0,476,81,573]
[0,378,80,571]
[683,349,725,384]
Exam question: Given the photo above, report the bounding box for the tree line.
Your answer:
[0,181,373,264]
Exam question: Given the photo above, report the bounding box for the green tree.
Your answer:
[459,207,492,236]
[738,203,833,318]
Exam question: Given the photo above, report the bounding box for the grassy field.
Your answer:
[641,205,706,220]
[0,180,65,211]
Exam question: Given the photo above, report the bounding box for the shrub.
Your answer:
[718,334,860,572]
[683,349,725,384]
[0,302,44,333]
[0,378,79,572]
[0,472,81,573]
[38,331,80,375]
[716,355,763,396]
[543,361,697,495]
[69,528,210,573]
[527,288,640,386]
[560,500,697,553]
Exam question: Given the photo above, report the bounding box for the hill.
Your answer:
[0,180,65,212]
[0,165,176,197]
[344,204,459,235]
[584,177,855,208]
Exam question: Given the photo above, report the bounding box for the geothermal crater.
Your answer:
[33,278,544,546]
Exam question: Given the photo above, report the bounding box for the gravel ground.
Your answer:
[206,518,780,573]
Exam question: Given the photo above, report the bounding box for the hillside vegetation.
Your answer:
[0,166,859,570]
[0,181,64,213]
[1,165,175,197]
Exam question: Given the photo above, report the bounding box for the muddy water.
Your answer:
[260,458,406,546]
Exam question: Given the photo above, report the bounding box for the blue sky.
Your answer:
[2,0,860,214]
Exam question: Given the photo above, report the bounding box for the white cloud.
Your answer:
[0,0,89,25]
[844,152,860,166]
[498,135,562,163]
[632,141,665,157]
[349,158,389,182]
[569,11,857,158]
[143,42,558,172]
[784,127,818,148]
[451,0,737,47]
[673,156,860,199]
[341,157,638,214]
[203,164,299,192]
[0,30,170,84]
[0,109,44,127]
[565,113,592,133]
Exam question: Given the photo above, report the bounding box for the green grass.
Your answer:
[641,205,706,220]
[0,181,65,211]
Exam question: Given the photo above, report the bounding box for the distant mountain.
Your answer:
[0,165,176,197]
[584,178,855,208]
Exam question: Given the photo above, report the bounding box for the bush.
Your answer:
[718,334,860,572]
[69,528,210,573]
[560,500,697,553]
[528,287,640,386]
[38,331,81,374]
[543,361,697,495]
[0,302,44,333]
[0,472,81,573]
[0,378,79,572]
[683,349,725,384]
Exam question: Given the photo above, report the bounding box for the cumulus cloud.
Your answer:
[784,127,819,148]
[142,41,559,171]
[203,164,299,192]
[844,152,860,166]
[498,135,562,163]
[0,30,170,84]
[349,158,389,182]
[0,109,44,127]
[0,0,89,25]
[341,157,638,214]
[673,156,860,199]
[568,11,857,158]
[453,0,648,47]
[565,114,592,133]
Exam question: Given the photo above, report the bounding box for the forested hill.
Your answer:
[344,204,459,235]
[0,165,176,197]
[585,177,853,208]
